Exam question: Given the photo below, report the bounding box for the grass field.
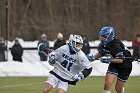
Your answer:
[0,76,140,93]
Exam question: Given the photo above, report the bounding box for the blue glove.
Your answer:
[73,72,84,82]
[100,56,112,64]
[87,53,95,61]
[49,54,58,65]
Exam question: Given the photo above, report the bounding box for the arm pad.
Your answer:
[82,67,92,78]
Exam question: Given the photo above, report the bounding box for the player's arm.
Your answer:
[93,52,123,64]
[81,55,93,78]
[110,58,123,63]
[48,48,62,66]
[87,52,103,61]
[99,54,124,64]
[48,52,58,66]
[100,42,124,64]
[74,54,92,82]
[81,67,92,78]
[109,43,124,63]
[99,53,124,64]
[73,67,92,82]
[87,43,104,61]
[94,52,102,59]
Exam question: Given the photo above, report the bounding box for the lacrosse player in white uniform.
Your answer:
[39,34,92,93]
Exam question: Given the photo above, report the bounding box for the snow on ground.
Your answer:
[0,39,140,76]
[0,59,140,76]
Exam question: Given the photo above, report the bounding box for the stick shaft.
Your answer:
[55,61,75,80]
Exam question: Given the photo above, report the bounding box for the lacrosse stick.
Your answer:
[38,46,76,80]
[114,54,140,63]
[55,61,75,80]
[98,56,140,63]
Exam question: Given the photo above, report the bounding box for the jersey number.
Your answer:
[61,60,73,71]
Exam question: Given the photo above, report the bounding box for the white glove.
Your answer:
[49,54,58,65]
[73,72,84,82]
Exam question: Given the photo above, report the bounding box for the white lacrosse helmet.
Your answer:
[69,34,83,52]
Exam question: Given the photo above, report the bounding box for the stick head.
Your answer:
[38,43,52,55]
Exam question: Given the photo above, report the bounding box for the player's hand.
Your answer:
[49,54,58,65]
[100,56,112,64]
[87,53,95,61]
[73,72,84,82]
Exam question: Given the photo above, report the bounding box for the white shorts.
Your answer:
[45,74,68,91]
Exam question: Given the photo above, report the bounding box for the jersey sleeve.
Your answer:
[110,42,125,58]
[78,51,92,69]
[78,51,92,78]
[97,43,105,55]
[48,47,61,60]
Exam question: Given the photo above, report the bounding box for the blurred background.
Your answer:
[0,0,140,41]
[0,1,140,93]
[0,0,139,73]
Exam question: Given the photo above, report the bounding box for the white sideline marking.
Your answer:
[0,82,43,89]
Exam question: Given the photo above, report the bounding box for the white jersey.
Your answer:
[49,44,92,81]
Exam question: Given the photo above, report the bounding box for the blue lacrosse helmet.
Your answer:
[99,26,115,46]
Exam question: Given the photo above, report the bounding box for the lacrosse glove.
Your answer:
[48,54,58,65]
[73,72,84,82]
[100,56,112,64]
[87,53,95,61]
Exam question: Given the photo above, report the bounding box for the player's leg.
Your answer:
[56,80,68,93]
[115,62,132,93]
[56,89,65,93]
[42,83,53,93]
[115,80,125,93]
[42,74,58,93]
[103,73,117,93]
[103,64,118,93]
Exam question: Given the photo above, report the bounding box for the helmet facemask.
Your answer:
[69,34,83,52]
[72,41,83,52]
[99,34,110,43]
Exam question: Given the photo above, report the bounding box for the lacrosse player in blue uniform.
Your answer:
[39,34,92,93]
[88,26,133,93]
